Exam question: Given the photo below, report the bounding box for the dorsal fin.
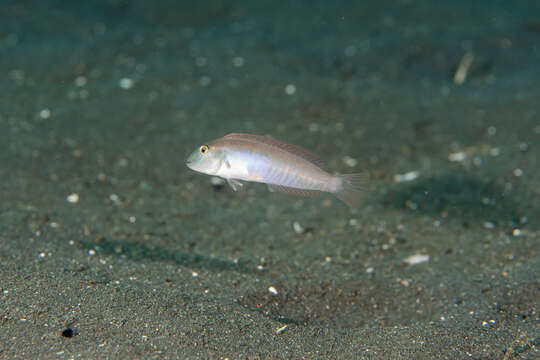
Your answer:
[222,133,325,169]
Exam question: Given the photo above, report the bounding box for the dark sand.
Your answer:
[1,1,538,358]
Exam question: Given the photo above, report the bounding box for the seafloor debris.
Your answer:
[292,221,305,234]
[66,193,79,204]
[393,170,419,183]
[453,52,475,85]
[275,324,288,334]
[268,286,278,295]
[404,254,430,266]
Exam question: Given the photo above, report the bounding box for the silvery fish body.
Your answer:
[186,133,367,207]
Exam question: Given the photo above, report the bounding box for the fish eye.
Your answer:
[200,145,209,154]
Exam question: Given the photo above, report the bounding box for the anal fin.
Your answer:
[268,184,320,197]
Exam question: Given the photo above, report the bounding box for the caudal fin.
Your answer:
[334,172,369,208]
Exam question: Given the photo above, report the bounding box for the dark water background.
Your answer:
[1,1,538,358]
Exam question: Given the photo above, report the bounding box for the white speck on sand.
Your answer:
[393,170,419,183]
[448,152,466,162]
[404,254,429,266]
[232,56,245,67]
[276,324,288,334]
[285,84,296,95]
[343,155,358,167]
[66,193,79,204]
[75,76,87,87]
[39,108,51,119]
[268,286,278,295]
[293,221,305,234]
[119,77,134,89]
[199,76,211,86]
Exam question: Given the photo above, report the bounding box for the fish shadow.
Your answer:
[80,236,252,273]
[381,172,524,226]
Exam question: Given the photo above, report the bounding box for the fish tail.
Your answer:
[334,172,369,208]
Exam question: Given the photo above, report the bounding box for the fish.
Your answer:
[186,133,367,207]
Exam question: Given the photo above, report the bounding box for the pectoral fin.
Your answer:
[227,179,244,191]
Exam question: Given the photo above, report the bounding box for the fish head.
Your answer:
[186,143,223,175]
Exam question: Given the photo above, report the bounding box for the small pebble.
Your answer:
[343,155,358,167]
[195,56,207,67]
[276,324,288,334]
[489,147,501,156]
[404,254,429,266]
[66,193,79,204]
[119,77,134,89]
[117,158,129,167]
[284,84,296,95]
[39,108,51,119]
[232,56,245,67]
[393,171,419,183]
[199,76,211,86]
[74,76,87,87]
[293,221,305,234]
[405,200,418,210]
[448,152,466,162]
[268,286,278,295]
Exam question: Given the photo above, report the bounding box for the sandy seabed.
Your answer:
[0,1,538,358]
